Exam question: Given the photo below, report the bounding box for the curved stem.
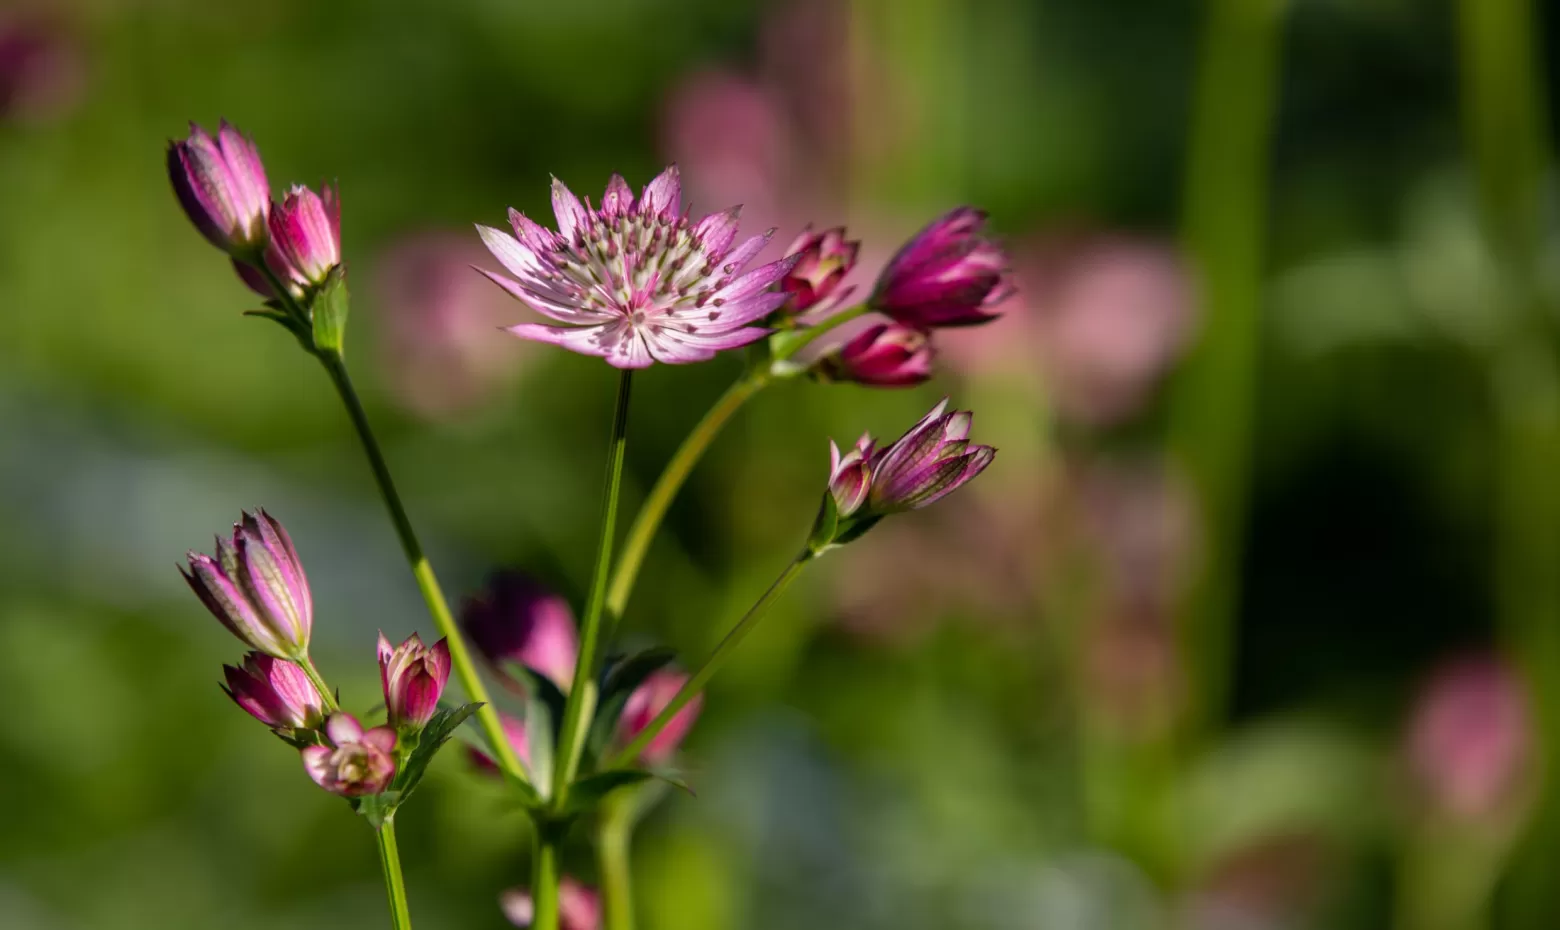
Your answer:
[298,655,340,714]
[316,349,525,780]
[531,828,561,930]
[606,371,766,620]
[610,552,812,768]
[553,370,635,805]
[376,817,413,930]
[598,798,637,930]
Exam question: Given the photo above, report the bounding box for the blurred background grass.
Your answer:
[2,0,1559,927]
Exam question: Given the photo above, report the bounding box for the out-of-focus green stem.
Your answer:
[531,828,561,930]
[1455,0,1560,917]
[253,266,525,782]
[599,797,638,930]
[1170,0,1286,739]
[609,552,812,769]
[376,817,413,930]
[553,370,634,806]
[604,304,868,621]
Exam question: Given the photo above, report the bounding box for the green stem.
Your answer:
[598,798,638,930]
[610,552,812,768]
[298,655,340,714]
[531,828,561,930]
[605,371,766,620]
[316,349,526,780]
[553,370,635,805]
[376,816,413,930]
[603,302,869,622]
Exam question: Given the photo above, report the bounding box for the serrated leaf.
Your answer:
[312,266,350,354]
[558,770,654,815]
[391,702,483,802]
[585,648,678,763]
[525,696,555,801]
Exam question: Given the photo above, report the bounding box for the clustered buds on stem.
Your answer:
[379,633,451,731]
[182,510,313,659]
[780,226,860,315]
[302,713,399,797]
[222,651,326,730]
[814,399,995,550]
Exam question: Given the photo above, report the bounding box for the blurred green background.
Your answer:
[3,0,1560,927]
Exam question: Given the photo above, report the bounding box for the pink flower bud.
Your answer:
[461,573,580,691]
[467,712,531,777]
[828,433,876,517]
[619,670,702,765]
[221,652,325,730]
[301,713,398,797]
[182,510,312,659]
[501,879,601,930]
[871,207,1013,329]
[377,633,451,730]
[167,120,270,256]
[782,226,859,313]
[266,183,342,290]
[864,399,995,513]
[818,322,934,387]
[1407,655,1533,820]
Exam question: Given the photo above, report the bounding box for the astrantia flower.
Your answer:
[378,632,451,731]
[872,207,1012,329]
[168,120,270,256]
[221,652,325,730]
[817,322,934,387]
[461,572,580,690]
[618,669,703,765]
[477,166,799,368]
[302,713,397,797]
[781,225,859,314]
[182,510,312,659]
[867,399,995,512]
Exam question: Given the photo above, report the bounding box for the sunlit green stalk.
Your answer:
[598,797,638,930]
[376,817,413,930]
[553,370,634,805]
[257,264,525,781]
[531,827,562,930]
[605,305,868,621]
[609,552,813,768]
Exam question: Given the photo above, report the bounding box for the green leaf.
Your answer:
[805,491,840,553]
[390,701,483,802]
[585,647,678,763]
[311,266,350,355]
[557,770,654,815]
[525,696,555,801]
[648,767,695,795]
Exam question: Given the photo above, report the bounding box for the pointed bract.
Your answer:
[260,183,342,292]
[782,226,860,314]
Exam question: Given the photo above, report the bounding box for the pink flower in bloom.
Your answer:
[167,120,271,256]
[618,670,703,765]
[871,208,1012,329]
[818,322,934,387]
[301,713,398,797]
[477,166,799,368]
[467,712,532,776]
[501,878,601,930]
[828,433,875,518]
[182,510,312,659]
[461,572,581,690]
[1407,655,1534,820]
[782,226,859,313]
[221,652,325,730]
[378,633,451,730]
[839,400,995,515]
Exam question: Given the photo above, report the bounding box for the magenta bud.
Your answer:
[781,225,860,313]
[167,120,271,256]
[828,433,876,518]
[301,713,398,797]
[818,322,935,387]
[867,399,995,512]
[181,510,312,659]
[1407,655,1534,820]
[501,879,602,930]
[460,573,581,691]
[221,652,325,730]
[619,670,703,765]
[266,183,342,291]
[378,633,451,730]
[871,207,1013,329]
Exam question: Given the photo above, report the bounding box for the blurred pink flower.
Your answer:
[370,232,533,418]
[662,71,792,228]
[467,712,532,777]
[1406,654,1534,821]
[501,878,600,930]
[0,17,84,124]
[618,670,703,766]
[942,236,1194,425]
[461,572,581,691]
